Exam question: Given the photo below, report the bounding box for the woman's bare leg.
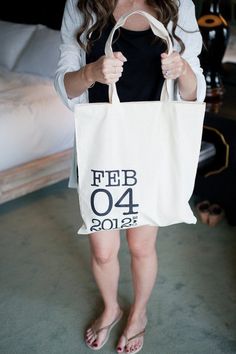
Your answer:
[117,225,158,353]
[85,229,122,348]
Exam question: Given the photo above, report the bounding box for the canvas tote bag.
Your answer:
[74,10,206,235]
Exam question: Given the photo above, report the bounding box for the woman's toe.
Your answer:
[93,331,107,348]
[135,339,141,348]
[86,332,94,340]
[117,335,126,352]
[126,339,141,352]
[137,339,142,349]
[85,328,92,338]
[130,342,135,350]
[92,340,98,348]
[87,333,96,344]
[124,344,130,353]
[85,332,91,339]
[86,337,93,345]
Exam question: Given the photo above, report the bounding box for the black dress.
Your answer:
[86,18,167,103]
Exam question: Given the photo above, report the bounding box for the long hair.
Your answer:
[77,0,188,54]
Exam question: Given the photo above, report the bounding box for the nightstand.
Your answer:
[194,63,236,226]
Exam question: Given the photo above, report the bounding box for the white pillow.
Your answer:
[0,21,36,70]
[14,24,62,78]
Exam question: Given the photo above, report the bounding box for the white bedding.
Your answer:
[0,67,74,171]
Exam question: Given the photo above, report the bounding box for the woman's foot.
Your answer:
[116,308,148,353]
[85,305,123,350]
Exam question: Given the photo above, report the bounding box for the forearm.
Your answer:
[64,63,95,99]
[177,60,197,101]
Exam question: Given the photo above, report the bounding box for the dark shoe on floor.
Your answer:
[196,200,210,224]
[208,204,224,227]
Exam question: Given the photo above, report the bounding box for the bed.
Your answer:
[0,1,74,204]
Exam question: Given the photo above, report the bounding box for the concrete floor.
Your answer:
[0,180,236,354]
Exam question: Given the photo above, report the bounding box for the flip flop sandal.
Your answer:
[85,309,123,350]
[119,327,146,354]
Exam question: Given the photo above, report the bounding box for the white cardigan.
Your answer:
[54,0,206,188]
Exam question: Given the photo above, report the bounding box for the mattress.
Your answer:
[0,67,74,171]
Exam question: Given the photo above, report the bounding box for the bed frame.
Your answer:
[0,0,72,205]
[0,149,73,204]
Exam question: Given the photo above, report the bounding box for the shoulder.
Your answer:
[177,0,195,11]
[63,0,82,22]
[67,0,79,8]
[63,0,95,29]
[177,0,196,22]
[176,0,198,30]
[167,0,197,33]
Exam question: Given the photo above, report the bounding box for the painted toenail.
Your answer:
[93,343,98,347]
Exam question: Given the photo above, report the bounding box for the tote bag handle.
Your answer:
[104,10,174,103]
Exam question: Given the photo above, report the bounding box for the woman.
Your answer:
[54,0,206,353]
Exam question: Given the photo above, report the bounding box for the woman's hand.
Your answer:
[64,52,126,99]
[85,51,127,85]
[161,51,187,80]
[161,51,197,100]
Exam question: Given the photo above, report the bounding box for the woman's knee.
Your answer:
[127,227,158,258]
[89,230,120,265]
[92,249,118,265]
[128,242,156,258]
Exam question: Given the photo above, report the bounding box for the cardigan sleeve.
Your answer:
[174,0,206,103]
[54,0,87,111]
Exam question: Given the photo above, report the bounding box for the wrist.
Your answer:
[81,64,95,88]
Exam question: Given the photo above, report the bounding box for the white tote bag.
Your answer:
[74,10,206,235]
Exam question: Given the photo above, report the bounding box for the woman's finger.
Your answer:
[161,53,186,78]
[113,51,127,62]
[161,51,180,65]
